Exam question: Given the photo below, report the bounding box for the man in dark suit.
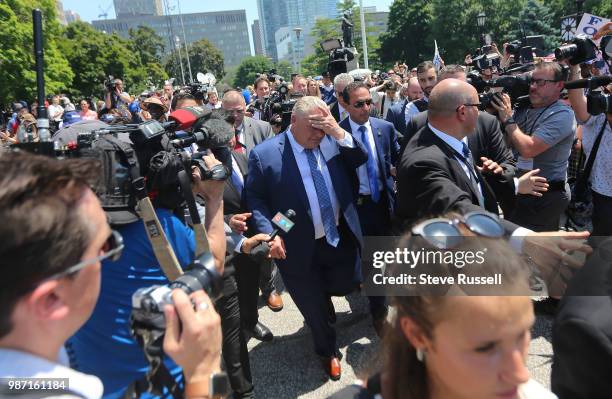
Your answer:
[339,81,400,333]
[551,238,612,398]
[222,90,282,310]
[395,78,590,259]
[403,65,548,216]
[329,73,354,122]
[245,96,367,381]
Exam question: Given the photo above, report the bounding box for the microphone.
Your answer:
[170,118,235,149]
[564,76,612,90]
[249,210,296,259]
[163,106,211,131]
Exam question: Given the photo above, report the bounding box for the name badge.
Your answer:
[517,156,534,170]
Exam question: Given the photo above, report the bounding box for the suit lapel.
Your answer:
[369,119,387,175]
[243,118,255,152]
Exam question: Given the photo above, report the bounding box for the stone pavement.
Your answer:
[246,291,554,399]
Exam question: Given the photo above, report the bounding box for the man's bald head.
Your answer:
[222,90,246,106]
[429,79,476,118]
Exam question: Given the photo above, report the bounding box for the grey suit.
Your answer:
[238,116,274,156]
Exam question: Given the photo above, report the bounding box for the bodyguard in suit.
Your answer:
[245,96,367,381]
[403,65,548,216]
[329,73,354,122]
[395,78,590,257]
[338,82,400,334]
[222,90,274,157]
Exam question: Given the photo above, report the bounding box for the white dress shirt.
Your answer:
[0,348,104,399]
[286,129,354,242]
[404,96,428,125]
[348,117,383,195]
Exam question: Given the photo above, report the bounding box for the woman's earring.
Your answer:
[416,348,425,362]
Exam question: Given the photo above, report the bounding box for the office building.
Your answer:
[252,19,264,55]
[92,10,251,66]
[64,10,82,24]
[256,0,289,61]
[113,0,163,18]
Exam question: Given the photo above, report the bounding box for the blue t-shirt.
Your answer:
[66,209,195,398]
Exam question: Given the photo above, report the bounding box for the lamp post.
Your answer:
[477,11,486,46]
[293,27,302,74]
[575,0,585,29]
[175,35,186,86]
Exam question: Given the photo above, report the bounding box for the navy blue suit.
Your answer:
[245,130,367,356]
[385,99,409,137]
[340,117,400,220]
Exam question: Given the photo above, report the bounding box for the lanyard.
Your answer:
[522,102,555,136]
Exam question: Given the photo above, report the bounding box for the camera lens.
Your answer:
[555,44,577,62]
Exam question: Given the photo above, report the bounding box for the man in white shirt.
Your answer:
[329,73,354,122]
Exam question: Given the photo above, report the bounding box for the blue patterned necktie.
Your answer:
[231,168,243,195]
[461,142,484,207]
[304,149,340,246]
[358,125,380,202]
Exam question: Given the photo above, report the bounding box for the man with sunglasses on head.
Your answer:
[0,152,225,399]
[491,60,575,232]
[339,81,400,335]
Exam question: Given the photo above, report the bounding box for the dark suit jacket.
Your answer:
[239,116,274,157]
[405,111,518,214]
[330,101,340,122]
[245,131,367,277]
[223,151,248,216]
[385,98,409,136]
[339,117,400,215]
[551,239,612,399]
[395,126,519,233]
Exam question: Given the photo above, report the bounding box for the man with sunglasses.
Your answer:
[491,61,575,232]
[0,152,225,399]
[339,81,400,335]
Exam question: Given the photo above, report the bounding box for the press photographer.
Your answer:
[0,152,223,399]
[565,63,612,237]
[104,76,132,111]
[491,60,575,232]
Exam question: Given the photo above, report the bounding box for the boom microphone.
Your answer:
[564,76,612,90]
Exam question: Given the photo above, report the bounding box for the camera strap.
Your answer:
[177,169,210,256]
[107,136,184,281]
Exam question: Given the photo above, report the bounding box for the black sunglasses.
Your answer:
[45,230,124,280]
[353,99,373,108]
[411,211,504,249]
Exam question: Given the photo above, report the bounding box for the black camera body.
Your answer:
[587,91,612,115]
[104,75,118,91]
[555,35,598,65]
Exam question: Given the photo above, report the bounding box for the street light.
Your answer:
[175,35,186,86]
[477,11,486,46]
[293,27,302,74]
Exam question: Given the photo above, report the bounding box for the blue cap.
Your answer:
[242,89,251,104]
[62,110,82,127]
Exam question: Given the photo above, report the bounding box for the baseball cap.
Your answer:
[62,110,82,127]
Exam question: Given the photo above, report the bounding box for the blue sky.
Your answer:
[62,0,394,54]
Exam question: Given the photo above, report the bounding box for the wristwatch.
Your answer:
[501,116,517,130]
[185,372,230,399]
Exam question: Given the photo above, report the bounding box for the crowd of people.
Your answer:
[2,21,612,399]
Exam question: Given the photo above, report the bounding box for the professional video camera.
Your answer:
[256,81,298,131]
[104,75,118,91]
[565,75,612,115]
[555,34,598,65]
[320,38,355,80]
[468,71,531,111]
[178,72,217,102]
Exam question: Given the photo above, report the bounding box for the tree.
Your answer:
[0,0,73,104]
[165,38,224,86]
[379,0,434,66]
[58,21,148,100]
[129,26,168,86]
[233,55,273,88]
[274,61,293,80]
[508,0,560,52]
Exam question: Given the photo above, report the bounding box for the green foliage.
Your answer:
[165,38,224,86]
[508,0,560,51]
[129,26,168,86]
[233,55,273,88]
[58,21,148,99]
[0,0,73,104]
[379,0,433,65]
[274,61,294,80]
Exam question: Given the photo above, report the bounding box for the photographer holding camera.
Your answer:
[565,63,612,236]
[0,152,224,399]
[66,144,229,397]
[491,60,575,232]
[104,78,132,111]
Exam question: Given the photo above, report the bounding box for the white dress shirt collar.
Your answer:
[428,123,467,155]
[348,117,372,135]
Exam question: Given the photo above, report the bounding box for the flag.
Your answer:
[433,40,443,71]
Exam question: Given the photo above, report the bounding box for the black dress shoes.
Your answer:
[245,322,273,342]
